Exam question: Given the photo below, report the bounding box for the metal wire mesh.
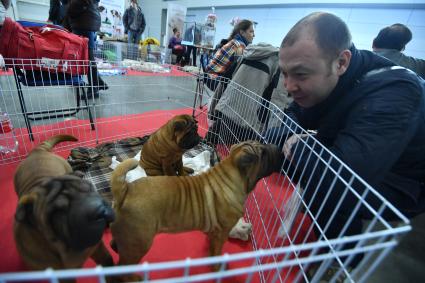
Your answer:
[0,60,411,282]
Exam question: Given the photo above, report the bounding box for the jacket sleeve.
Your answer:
[410,57,425,79]
[122,9,129,32]
[48,0,58,22]
[140,11,146,34]
[290,78,423,192]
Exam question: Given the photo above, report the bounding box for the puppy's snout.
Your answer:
[88,199,115,223]
[98,202,115,223]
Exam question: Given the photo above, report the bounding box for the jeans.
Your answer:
[71,29,106,93]
[127,31,142,59]
[128,30,142,44]
[185,45,197,66]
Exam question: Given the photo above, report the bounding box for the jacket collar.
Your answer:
[295,44,395,129]
[234,33,249,47]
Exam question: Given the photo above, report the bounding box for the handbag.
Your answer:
[0,17,89,74]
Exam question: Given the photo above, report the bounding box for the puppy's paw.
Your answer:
[183,166,195,175]
[71,170,85,178]
[229,218,252,241]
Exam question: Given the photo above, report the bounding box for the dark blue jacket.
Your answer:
[284,45,425,215]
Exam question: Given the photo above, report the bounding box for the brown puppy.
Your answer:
[14,135,115,272]
[110,141,280,281]
[139,114,201,176]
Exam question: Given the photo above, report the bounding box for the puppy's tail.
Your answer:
[111,159,139,209]
[36,134,78,152]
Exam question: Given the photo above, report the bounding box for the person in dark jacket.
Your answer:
[63,0,108,98]
[265,11,425,272]
[48,0,68,26]
[123,0,146,45]
[372,23,425,79]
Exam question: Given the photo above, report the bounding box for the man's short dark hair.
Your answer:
[281,12,352,60]
[373,23,412,51]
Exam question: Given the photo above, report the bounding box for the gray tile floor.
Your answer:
[1,72,424,282]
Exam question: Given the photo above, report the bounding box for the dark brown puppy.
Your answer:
[14,135,115,272]
[139,114,201,176]
[111,141,280,282]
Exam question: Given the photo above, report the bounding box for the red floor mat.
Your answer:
[0,109,315,282]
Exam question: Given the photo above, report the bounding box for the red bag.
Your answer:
[0,17,89,75]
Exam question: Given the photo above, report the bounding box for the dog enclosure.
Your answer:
[0,58,411,283]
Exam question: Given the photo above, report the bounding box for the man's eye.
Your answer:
[295,73,308,79]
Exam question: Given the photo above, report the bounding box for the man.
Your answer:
[64,0,108,98]
[266,11,425,273]
[123,0,146,45]
[373,23,425,79]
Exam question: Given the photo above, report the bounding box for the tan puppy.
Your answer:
[14,135,115,272]
[139,114,201,176]
[110,141,280,281]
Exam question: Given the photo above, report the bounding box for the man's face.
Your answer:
[279,38,342,108]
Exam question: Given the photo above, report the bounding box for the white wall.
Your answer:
[11,0,425,58]
[141,0,425,59]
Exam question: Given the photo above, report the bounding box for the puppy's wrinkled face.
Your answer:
[230,141,281,191]
[170,114,201,150]
[15,175,114,251]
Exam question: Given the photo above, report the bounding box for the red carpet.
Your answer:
[0,108,315,282]
[0,65,190,77]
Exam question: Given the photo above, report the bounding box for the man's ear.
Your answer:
[15,193,37,223]
[336,49,352,76]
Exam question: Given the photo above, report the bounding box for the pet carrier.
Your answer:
[0,58,411,283]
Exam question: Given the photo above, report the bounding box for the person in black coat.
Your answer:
[123,0,146,44]
[48,0,68,26]
[265,12,425,270]
[64,0,108,98]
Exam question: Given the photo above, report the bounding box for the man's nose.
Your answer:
[283,77,298,93]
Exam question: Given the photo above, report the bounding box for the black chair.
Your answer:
[13,67,95,141]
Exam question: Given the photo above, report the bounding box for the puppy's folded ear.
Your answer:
[237,151,258,169]
[70,170,85,179]
[15,193,37,223]
[173,120,187,132]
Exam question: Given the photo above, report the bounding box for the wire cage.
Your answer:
[95,41,170,65]
[0,58,411,283]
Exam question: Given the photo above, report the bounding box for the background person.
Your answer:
[64,0,108,98]
[372,23,425,79]
[123,0,146,45]
[48,0,68,26]
[168,27,185,65]
[205,19,254,79]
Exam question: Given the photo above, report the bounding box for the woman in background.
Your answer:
[206,19,254,79]
[168,27,185,65]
